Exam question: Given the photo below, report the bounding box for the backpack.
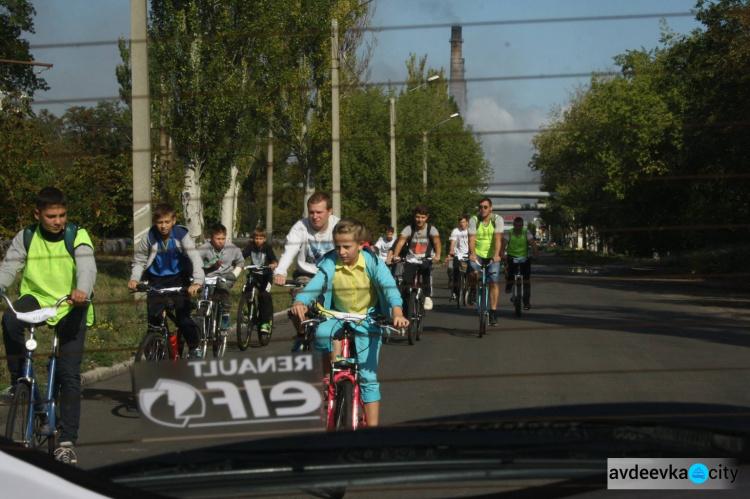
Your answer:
[23,222,78,260]
[472,213,500,231]
[399,223,434,258]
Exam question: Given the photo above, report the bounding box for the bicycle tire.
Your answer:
[416,297,424,341]
[45,395,60,456]
[236,294,253,351]
[198,316,210,359]
[407,292,418,345]
[478,284,487,338]
[213,330,228,358]
[514,278,522,317]
[334,380,354,430]
[5,383,33,447]
[135,331,169,362]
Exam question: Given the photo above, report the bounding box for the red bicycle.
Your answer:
[303,306,401,431]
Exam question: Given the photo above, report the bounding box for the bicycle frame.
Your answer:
[476,261,491,337]
[326,322,363,431]
[1,293,72,453]
[135,285,187,361]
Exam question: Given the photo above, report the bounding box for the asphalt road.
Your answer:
[17,252,750,470]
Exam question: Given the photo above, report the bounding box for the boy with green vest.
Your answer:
[468,197,504,326]
[501,216,539,310]
[0,187,97,466]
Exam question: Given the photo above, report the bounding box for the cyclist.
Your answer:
[501,216,539,310]
[127,203,204,358]
[387,204,441,312]
[445,215,469,301]
[242,226,278,335]
[373,226,395,263]
[290,219,408,427]
[467,197,504,326]
[273,192,340,351]
[197,223,244,329]
[0,187,96,465]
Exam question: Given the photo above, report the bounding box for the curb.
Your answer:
[79,308,292,386]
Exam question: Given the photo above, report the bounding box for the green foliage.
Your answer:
[531,0,750,257]
[0,0,48,95]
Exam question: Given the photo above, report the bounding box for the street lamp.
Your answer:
[409,74,439,92]
[422,112,460,189]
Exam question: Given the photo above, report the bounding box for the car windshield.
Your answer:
[2,1,749,497]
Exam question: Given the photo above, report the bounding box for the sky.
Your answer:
[23,0,702,199]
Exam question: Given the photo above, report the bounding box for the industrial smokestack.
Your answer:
[449,26,467,116]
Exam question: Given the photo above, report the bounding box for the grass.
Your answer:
[0,254,294,389]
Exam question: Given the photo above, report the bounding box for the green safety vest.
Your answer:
[20,225,95,326]
[472,214,499,259]
[506,229,529,258]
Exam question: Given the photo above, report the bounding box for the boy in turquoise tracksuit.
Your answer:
[291,219,408,426]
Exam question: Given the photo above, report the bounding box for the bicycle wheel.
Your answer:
[333,380,354,430]
[416,298,424,341]
[478,285,487,338]
[514,278,522,317]
[461,274,469,307]
[236,294,253,351]
[407,292,418,345]
[135,332,168,362]
[213,328,228,358]
[5,383,33,447]
[45,395,61,456]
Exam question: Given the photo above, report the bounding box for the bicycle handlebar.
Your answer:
[303,305,405,335]
[0,292,88,325]
[132,283,188,294]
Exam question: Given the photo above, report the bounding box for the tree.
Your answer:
[0,0,48,96]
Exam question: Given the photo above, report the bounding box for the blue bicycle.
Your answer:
[475,261,491,338]
[2,292,79,455]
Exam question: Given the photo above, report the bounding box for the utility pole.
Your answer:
[390,98,397,228]
[331,19,341,216]
[266,131,274,237]
[131,0,151,245]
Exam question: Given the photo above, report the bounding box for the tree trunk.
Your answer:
[220,163,239,240]
[181,156,204,243]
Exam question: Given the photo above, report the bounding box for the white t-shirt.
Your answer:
[274,215,341,277]
[449,227,469,259]
[373,236,395,261]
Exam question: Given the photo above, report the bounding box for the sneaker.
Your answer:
[489,311,498,326]
[423,297,433,311]
[54,442,77,466]
[333,354,357,365]
[0,385,15,403]
[524,303,531,311]
[449,292,457,302]
[220,314,231,329]
[188,348,203,359]
[505,286,512,294]
[260,323,271,334]
[291,336,305,352]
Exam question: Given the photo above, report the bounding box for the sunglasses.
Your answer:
[478,205,490,209]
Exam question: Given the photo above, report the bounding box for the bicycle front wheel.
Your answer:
[5,383,33,447]
[236,294,253,351]
[135,332,169,362]
[478,285,487,338]
[514,279,522,317]
[407,293,418,345]
[213,330,228,358]
[333,380,354,431]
